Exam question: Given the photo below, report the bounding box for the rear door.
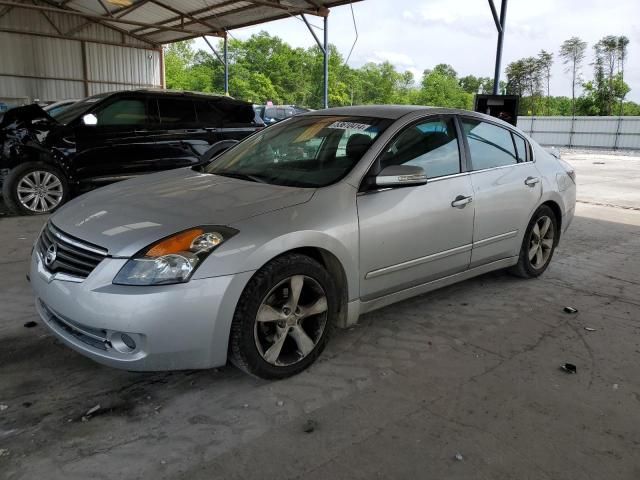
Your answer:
[73,94,159,186]
[148,96,207,170]
[459,117,542,267]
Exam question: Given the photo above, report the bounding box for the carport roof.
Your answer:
[0,0,362,46]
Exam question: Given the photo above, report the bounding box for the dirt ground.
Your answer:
[1,150,639,480]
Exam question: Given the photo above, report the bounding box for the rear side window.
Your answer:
[462,119,517,170]
[157,97,197,125]
[196,99,256,127]
[195,100,222,127]
[512,133,529,162]
[380,118,461,178]
[95,98,149,126]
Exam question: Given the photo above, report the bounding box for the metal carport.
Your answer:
[0,0,361,109]
[0,0,508,109]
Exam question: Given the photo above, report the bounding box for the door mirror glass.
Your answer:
[375,165,427,187]
[82,113,98,126]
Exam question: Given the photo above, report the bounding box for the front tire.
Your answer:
[229,253,337,379]
[510,205,558,278]
[2,162,69,215]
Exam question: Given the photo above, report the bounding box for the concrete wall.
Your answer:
[0,7,162,108]
[517,116,640,150]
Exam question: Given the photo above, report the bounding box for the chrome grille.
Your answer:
[38,223,108,279]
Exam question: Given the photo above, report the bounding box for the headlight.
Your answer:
[113,226,237,286]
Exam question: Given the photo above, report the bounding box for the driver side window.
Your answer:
[380,118,461,178]
[94,98,149,126]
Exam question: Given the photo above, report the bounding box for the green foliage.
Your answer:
[419,70,472,109]
[163,32,638,116]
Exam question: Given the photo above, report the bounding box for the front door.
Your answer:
[73,94,158,187]
[357,116,475,300]
[459,117,542,267]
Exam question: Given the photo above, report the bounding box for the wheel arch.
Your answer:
[273,247,350,328]
[539,199,563,243]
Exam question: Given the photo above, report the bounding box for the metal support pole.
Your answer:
[223,34,229,96]
[323,15,329,109]
[492,0,507,95]
[301,13,329,109]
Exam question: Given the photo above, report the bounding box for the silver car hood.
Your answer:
[50,168,315,257]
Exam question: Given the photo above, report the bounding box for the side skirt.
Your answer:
[342,256,519,328]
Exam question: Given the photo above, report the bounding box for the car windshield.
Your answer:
[204,115,392,188]
[53,93,109,125]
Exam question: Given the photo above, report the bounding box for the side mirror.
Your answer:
[375,165,427,188]
[82,113,98,126]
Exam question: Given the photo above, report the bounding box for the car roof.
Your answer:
[301,105,517,130]
[109,89,236,101]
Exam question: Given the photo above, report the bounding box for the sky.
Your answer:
[196,0,640,101]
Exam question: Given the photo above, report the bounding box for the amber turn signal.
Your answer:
[146,229,204,257]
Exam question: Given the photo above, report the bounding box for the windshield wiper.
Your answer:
[213,171,266,183]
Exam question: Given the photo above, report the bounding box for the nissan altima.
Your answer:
[29,106,576,379]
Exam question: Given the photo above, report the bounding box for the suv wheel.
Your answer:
[2,162,69,215]
[229,253,336,379]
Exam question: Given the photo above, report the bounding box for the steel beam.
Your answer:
[302,13,329,108]
[224,34,229,96]
[323,15,329,108]
[491,0,508,95]
[0,1,217,36]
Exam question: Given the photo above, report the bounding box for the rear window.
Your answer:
[157,97,197,125]
[512,133,529,162]
[196,98,256,127]
[461,119,518,170]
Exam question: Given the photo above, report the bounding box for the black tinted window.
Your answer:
[195,99,256,126]
[381,118,460,178]
[513,133,528,162]
[95,98,148,126]
[195,100,222,126]
[462,119,517,170]
[157,98,196,125]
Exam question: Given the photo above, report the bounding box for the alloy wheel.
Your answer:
[528,215,554,269]
[17,171,64,213]
[254,275,328,367]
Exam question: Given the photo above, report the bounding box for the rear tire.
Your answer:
[228,253,337,379]
[509,205,558,278]
[2,162,69,215]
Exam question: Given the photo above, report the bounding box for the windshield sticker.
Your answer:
[327,121,372,131]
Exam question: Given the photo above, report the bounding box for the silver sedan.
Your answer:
[29,106,576,378]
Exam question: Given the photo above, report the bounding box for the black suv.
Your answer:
[0,90,263,214]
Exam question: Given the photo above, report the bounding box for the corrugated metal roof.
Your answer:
[0,0,363,46]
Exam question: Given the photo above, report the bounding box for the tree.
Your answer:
[592,35,630,115]
[538,50,553,114]
[419,68,472,109]
[164,40,197,90]
[616,36,630,115]
[559,37,587,116]
[506,57,544,114]
[162,32,636,116]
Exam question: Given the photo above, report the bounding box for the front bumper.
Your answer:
[30,250,254,371]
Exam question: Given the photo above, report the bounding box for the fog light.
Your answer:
[121,333,136,350]
[110,332,137,353]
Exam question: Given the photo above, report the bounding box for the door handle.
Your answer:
[134,129,149,134]
[524,176,540,187]
[451,195,473,208]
